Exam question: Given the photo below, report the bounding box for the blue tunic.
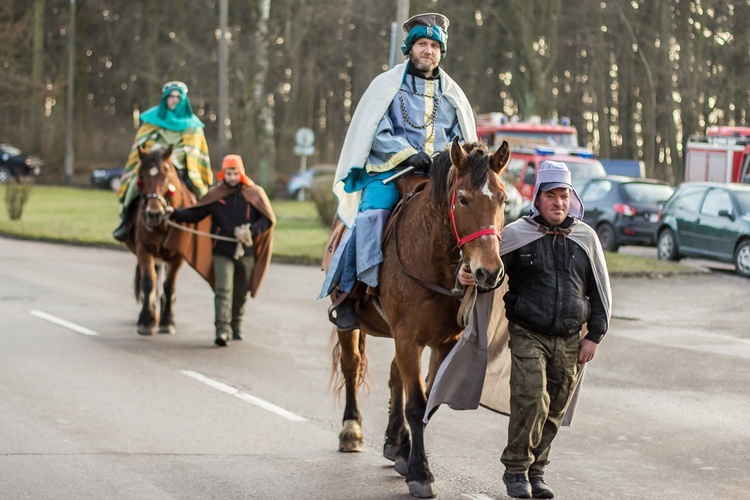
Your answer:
[343,68,463,212]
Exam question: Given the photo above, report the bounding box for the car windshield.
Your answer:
[565,160,606,179]
[735,190,750,215]
[622,183,674,203]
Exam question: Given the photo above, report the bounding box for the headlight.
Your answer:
[92,170,106,178]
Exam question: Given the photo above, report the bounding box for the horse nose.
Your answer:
[474,266,504,289]
[146,209,163,223]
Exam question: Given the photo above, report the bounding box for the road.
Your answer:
[1,237,749,499]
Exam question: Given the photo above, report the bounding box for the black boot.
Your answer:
[502,472,532,499]
[530,477,554,499]
[112,202,134,242]
[336,299,359,331]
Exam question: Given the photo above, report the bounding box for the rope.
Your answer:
[164,218,252,259]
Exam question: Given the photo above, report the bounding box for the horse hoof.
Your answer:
[394,457,408,476]
[158,324,176,335]
[407,480,435,498]
[338,419,363,452]
[137,325,156,336]
[383,444,398,462]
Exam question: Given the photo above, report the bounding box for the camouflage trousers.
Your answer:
[213,254,253,338]
[501,322,581,477]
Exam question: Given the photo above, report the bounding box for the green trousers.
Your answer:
[213,254,254,338]
[501,322,581,477]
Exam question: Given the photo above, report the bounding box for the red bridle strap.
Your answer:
[449,188,502,248]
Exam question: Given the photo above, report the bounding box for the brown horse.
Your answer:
[125,145,193,336]
[331,138,511,497]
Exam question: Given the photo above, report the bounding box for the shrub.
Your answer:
[5,179,32,220]
[310,174,337,228]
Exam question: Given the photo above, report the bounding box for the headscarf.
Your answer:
[529,160,585,220]
[401,12,449,57]
[139,81,205,131]
[217,154,252,186]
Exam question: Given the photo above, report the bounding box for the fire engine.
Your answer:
[476,114,606,200]
[684,126,750,184]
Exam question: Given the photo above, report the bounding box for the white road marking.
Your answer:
[30,310,99,336]
[462,494,496,500]
[180,370,307,422]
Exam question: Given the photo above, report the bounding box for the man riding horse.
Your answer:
[113,80,212,242]
[319,12,476,327]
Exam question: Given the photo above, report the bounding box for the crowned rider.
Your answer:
[320,12,477,331]
[113,80,213,242]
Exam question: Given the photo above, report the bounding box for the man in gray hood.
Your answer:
[425,160,612,499]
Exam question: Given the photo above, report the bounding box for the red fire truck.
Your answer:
[684,126,750,184]
[476,114,606,200]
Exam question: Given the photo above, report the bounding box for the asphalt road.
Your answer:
[1,237,749,499]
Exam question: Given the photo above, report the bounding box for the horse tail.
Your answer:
[134,264,141,303]
[329,327,370,402]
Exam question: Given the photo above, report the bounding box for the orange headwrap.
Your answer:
[217,154,252,185]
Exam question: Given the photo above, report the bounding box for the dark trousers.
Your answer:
[212,254,253,338]
[501,322,581,477]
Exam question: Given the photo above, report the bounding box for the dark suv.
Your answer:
[656,182,750,277]
[578,175,674,252]
[0,144,44,183]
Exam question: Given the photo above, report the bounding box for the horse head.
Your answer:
[137,145,180,229]
[443,137,511,290]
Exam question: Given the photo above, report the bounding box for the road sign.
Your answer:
[295,127,315,147]
[293,145,315,156]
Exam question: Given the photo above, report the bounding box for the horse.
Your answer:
[125,145,193,336]
[330,138,511,497]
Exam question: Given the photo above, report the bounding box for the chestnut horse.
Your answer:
[125,145,193,336]
[332,139,510,497]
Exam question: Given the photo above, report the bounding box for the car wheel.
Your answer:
[657,228,680,261]
[596,223,619,252]
[0,166,10,183]
[109,176,121,192]
[734,240,750,277]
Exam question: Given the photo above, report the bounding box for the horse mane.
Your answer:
[430,141,492,207]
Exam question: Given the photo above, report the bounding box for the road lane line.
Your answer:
[462,494,496,500]
[180,370,307,422]
[30,310,99,336]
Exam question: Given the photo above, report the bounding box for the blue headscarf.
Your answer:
[139,81,205,131]
[401,14,449,57]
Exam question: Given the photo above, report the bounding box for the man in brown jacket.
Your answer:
[166,155,275,347]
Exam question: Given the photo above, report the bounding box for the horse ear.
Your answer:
[489,140,510,175]
[163,144,174,161]
[138,145,146,160]
[449,137,467,171]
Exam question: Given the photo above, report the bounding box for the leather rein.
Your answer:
[394,170,503,297]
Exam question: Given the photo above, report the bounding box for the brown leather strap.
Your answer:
[392,192,457,298]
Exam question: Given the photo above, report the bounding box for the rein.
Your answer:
[164,218,241,243]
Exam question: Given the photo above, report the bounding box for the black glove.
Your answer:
[406,151,432,174]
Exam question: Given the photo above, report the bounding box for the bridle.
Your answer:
[448,170,503,248]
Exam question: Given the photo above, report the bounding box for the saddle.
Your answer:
[324,174,473,328]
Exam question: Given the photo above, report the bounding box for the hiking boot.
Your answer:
[232,332,244,341]
[502,472,532,499]
[112,220,130,242]
[214,333,229,347]
[336,299,359,331]
[530,477,554,499]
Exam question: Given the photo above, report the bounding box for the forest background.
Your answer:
[0,0,747,195]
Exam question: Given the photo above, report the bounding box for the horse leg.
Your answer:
[337,327,364,452]
[158,258,183,334]
[384,356,410,476]
[395,339,435,498]
[136,252,158,336]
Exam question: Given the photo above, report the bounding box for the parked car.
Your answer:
[90,166,125,191]
[503,182,525,222]
[0,144,44,183]
[578,175,674,252]
[286,164,336,199]
[656,182,750,277]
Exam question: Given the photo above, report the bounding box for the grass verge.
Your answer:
[0,184,700,276]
